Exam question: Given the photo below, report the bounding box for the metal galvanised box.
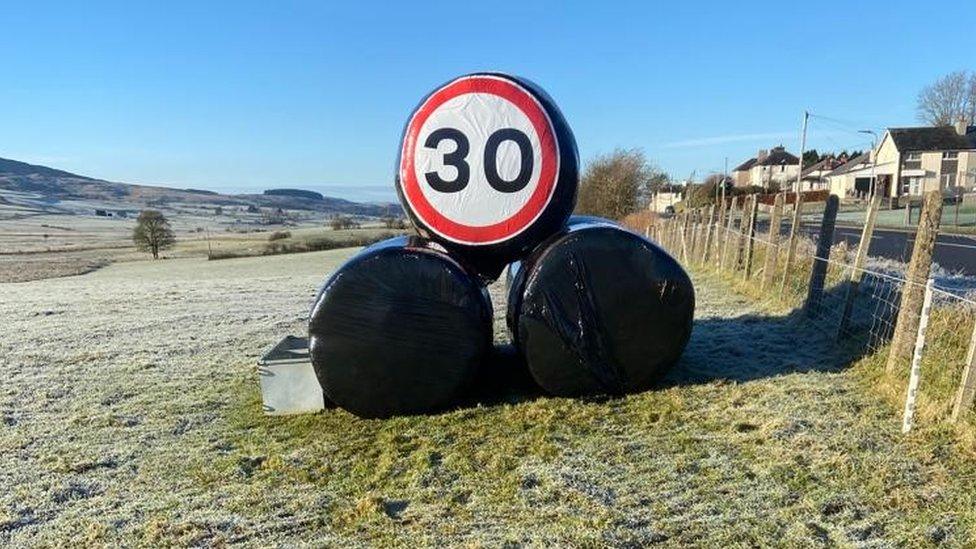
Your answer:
[257,335,325,415]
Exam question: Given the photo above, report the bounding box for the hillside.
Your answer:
[0,157,394,217]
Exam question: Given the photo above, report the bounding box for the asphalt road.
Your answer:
[805,224,976,274]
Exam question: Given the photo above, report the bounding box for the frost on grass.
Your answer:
[1,251,975,546]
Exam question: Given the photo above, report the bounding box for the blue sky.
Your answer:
[3,1,975,202]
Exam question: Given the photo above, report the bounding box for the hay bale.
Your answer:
[507,218,695,396]
[309,237,492,418]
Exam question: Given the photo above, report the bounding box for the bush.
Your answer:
[577,149,667,219]
[330,216,360,230]
[268,230,291,241]
[262,233,395,257]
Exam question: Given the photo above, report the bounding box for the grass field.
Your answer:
[3,249,976,545]
[0,199,399,282]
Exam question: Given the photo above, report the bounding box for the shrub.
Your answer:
[330,216,360,230]
[268,230,291,242]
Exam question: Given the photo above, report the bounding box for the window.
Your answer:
[902,151,922,170]
[941,173,957,187]
[943,151,958,160]
[901,176,922,195]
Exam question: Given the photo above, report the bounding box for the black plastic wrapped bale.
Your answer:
[308,236,493,418]
[395,72,579,281]
[507,218,695,397]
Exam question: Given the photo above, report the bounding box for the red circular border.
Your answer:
[399,75,559,245]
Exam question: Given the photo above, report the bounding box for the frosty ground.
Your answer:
[2,249,975,546]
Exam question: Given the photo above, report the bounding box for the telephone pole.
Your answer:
[794,111,809,193]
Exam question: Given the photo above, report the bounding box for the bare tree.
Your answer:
[382,215,405,229]
[133,210,175,259]
[330,215,360,230]
[916,71,976,126]
[577,149,666,219]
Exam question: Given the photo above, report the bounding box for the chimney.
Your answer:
[757,149,769,162]
[956,117,968,136]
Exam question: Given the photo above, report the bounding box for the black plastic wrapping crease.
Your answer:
[308,236,493,419]
[395,72,579,282]
[507,218,695,397]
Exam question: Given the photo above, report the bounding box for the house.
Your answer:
[825,153,875,198]
[800,154,850,192]
[731,146,800,189]
[872,121,976,198]
[649,191,681,213]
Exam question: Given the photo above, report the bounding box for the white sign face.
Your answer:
[413,93,542,227]
[399,75,560,245]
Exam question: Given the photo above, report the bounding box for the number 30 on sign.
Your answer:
[397,73,577,248]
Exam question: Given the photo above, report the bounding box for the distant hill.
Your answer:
[0,158,94,180]
[0,156,394,217]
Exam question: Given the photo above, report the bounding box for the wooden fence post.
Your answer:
[837,194,882,338]
[669,216,681,254]
[780,192,805,293]
[761,193,785,291]
[713,198,727,268]
[680,212,691,264]
[700,204,716,264]
[742,195,759,280]
[732,196,750,271]
[803,194,839,317]
[670,217,678,252]
[720,196,739,271]
[886,190,943,373]
[951,319,976,422]
[902,278,935,434]
[667,217,676,252]
[690,209,702,263]
[672,215,682,253]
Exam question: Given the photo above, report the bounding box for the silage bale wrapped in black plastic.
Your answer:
[395,72,579,281]
[308,236,492,418]
[507,217,695,397]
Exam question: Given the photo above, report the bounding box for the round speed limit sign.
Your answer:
[396,73,578,268]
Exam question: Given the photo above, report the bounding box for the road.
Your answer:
[740,218,976,274]
[809,224,976,274]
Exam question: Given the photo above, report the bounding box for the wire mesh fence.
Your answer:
[645,194,976,431]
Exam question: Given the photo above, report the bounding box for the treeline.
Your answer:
[263,188,325,201]
[575,149,809,220]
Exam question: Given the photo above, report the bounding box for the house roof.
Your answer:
[827,153,871,176]
[733,158,756,172]
[888,126,976,151]
[733,147,799,172]
[801,157,846,178]
[756,148,799,166]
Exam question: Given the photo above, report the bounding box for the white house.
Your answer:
[825,153,879,198]
[731,146,800,189]
[800,155,850,192]
[874,122,976,198]
[824,121,976,199]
